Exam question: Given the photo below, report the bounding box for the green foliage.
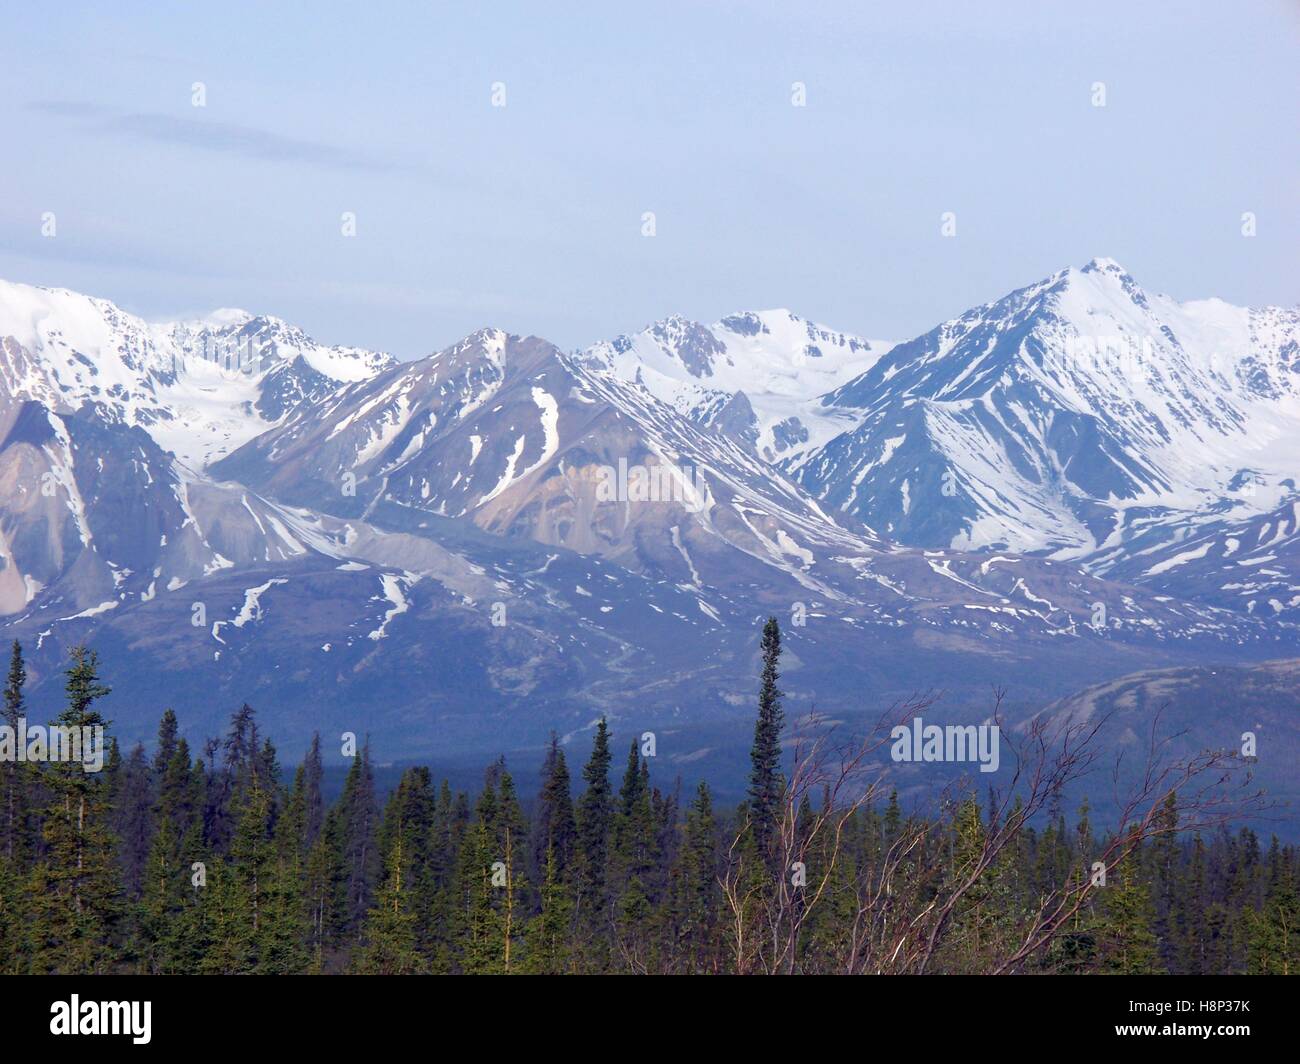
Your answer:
[747,616,784,865]
[0,633,1294,976]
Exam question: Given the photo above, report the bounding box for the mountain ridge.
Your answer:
[0,263,1294,759]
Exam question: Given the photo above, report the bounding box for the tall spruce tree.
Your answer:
[111,743,154,901]
[377,767,437,955]
[153,709,178,779]
[356,826,421,973]
[138,807,186,973]
[532,734,576,882]
[678,781,720,973]
[610,743,659,972]
[2,641,29,863]
[32,646,118,974]
[574,718,613,921]
[258,783,309,974]
[303,821,339,970]
[300,733,324,851]
[335,743,380,937]
[748,616,785,864]
[494,763,528,971]
[454,777,505,975]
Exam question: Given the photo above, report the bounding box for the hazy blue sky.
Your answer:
[1,1,1295,358]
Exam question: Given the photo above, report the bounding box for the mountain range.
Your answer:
[0,262,1295,778]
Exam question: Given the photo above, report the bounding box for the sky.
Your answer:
[0,1,1296,359]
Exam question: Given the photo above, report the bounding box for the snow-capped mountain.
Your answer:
[1084,494,1300,621]
[210,323,1276,647]
[212,326,895,602]
[0,280,395,469]
[0,269,1295,760]
[796,258,1300,617]
[578,310,893,464]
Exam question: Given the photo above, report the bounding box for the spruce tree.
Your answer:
[228,774,274,969]
[197,857,254,974]
[300,733,324,851]
[356,825,421,973]
[1,641,28,863]
[1097,845,1164,974]
[377,767,437,955]
[454,780,505,975]
[303,824,339,971]
[138,809,184,973]
[574,719,613,922]
[525,847,574,974]
[1247,837,1300,975]
[494,764,527,971]
[112,743,154,900]
[610,743,659,971]
[0,854,26,973]
[153,708,178,779]
[532,734,576,882]
[679,781,720,973]
[257,784,309,974]
[32,646,118,974]
[748,617,785,864]
[335,743,380,937]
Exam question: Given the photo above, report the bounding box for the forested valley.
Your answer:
[1,621,1296,976]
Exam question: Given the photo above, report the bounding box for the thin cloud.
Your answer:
[28,99,398,173]
[27,100,115,118]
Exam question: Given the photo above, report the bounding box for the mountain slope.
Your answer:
[1023,657,1300,825]
[795,259,1300,617]
[0,280,395,469]
[577,310,892,463]
[212,327,894,600]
